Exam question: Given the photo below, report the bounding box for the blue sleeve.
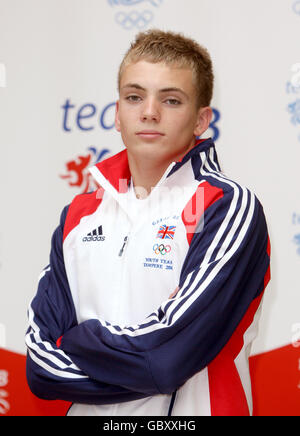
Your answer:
[59,188,271,395]
[25,206,157,403]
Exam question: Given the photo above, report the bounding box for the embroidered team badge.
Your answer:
[156,225,176,240]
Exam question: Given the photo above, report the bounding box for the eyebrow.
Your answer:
[121,83,189,99]
[122,83,146,91]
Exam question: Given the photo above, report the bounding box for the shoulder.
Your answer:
[200,170,268,246]
[62,188,104,242]
[203,168,264,213]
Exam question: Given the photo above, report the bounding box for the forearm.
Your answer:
[26,350,150,404]
[25,207,154,404]
[58,192,270,395]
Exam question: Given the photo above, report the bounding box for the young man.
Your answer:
[25,30,271,416]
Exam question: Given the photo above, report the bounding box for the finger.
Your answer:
[169,286,180,299]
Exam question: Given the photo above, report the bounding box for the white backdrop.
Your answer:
[0,0,299,366]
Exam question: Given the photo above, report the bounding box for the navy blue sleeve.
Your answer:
[25,206,157,403]
[60,188,270,395]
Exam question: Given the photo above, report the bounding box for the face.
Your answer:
[115,61,212,166]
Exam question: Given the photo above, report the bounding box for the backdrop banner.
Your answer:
[0,0,299,416]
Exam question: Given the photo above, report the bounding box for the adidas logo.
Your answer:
[82,225,105,242]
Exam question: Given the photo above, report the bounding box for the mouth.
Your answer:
[135,130,165,140]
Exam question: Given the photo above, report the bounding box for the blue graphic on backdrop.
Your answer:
[210,108,221,142]
[109,0,162,6]
[115,10,153,30]
[286,65,300,142]
[288,100,300,126]
[61,99,116,132]
[293,0,300,14]
[294,234,300,256]
[292,213,300,256]
[108,0,163,30]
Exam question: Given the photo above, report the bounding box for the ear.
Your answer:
[193,106,213,137]
[115,100,121,132]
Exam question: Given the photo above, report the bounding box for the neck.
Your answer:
[127,138,197,198]
[127,154,170,199]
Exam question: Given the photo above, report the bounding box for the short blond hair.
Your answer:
[118,29,214,108]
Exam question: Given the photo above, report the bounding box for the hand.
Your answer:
[169,286,180,299]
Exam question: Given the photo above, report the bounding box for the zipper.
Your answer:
[118,235,129,257]
[115,233,131,322]
[168,390,177,416]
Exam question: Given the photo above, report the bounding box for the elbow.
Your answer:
[147,355,183,395]
[147,345,200,395]
[154,367,182,395]
[26,354,54,400]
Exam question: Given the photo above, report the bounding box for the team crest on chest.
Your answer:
[142,222,178,271]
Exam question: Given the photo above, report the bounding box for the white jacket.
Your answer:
[25,138,271,416]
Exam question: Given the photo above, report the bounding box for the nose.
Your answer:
[141,97,160,123]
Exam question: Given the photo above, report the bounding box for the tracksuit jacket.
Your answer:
[25,138,271,416]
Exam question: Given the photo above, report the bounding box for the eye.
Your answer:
[125,95,142,103]
[164,98,182,106]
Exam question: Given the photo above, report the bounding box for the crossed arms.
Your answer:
[26,188,270,404]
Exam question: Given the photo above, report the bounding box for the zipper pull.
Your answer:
[119,236,129,257]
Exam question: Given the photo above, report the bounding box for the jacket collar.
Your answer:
[89,137,216,197]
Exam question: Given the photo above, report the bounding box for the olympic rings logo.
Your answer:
[109,0,163,8]
[153,243,171,256]
[115,10,153,29]
[294,1,300,15]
